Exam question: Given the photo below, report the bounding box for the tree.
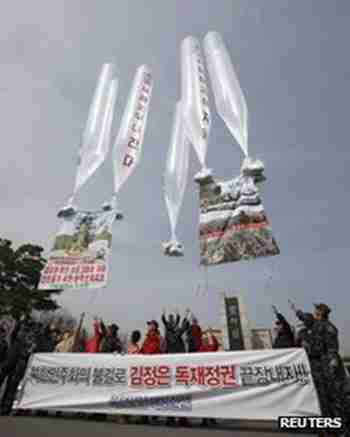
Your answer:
[0,238,62,322]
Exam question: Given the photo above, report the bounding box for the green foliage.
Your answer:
[0,238,62,321]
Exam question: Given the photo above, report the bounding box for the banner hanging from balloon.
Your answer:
[181,36,211,182]
[197,159,279,266]
[112,66,153,198]
[39,208,116,290]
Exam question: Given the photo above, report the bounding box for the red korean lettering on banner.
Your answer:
[176,366,191,385]
[176,365,238,388]
[129,366,171,389]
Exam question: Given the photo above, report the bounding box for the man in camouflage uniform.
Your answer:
[291,302,349,436]
[293,310,330,418]
[314,303,349,436]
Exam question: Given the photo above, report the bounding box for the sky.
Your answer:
[1,1,350,353]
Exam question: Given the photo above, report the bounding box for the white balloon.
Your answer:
[181,36,211,169]
[74,64,118,194]
[113,65,153,195]
[58,65,118,217]
[204,32,248,157]
[164,101,189,243]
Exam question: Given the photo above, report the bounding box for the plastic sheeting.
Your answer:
[112,65,153,197]
[58,64,118,218]
[181,36,211,175]
[163,102,190,257]
[204,32,248,157]
[197,160,279,266]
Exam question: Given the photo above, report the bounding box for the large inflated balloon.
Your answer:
[204,32,248,157]
[113,65,153,196]
[58,64,118,218]
[163,101,190,257]
[181,36,211,172]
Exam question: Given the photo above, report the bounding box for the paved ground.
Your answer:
[0,417,315,437]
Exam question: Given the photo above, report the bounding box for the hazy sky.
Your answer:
[1,1,349,353]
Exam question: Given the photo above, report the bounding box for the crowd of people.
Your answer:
[0,308,219,425]
[272,301,350,434]
[1,301,349,433]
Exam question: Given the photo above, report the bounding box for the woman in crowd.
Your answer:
[199,329,219,353]
[140,320,161,354]
[198,328,219,428]
[128,330,141,354]
[55,313,85,353]
[85,317,104,353]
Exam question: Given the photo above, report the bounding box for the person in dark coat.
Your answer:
[313,303,350,435]
[0,327,8,364]
[291,301,350,434]
[294,311,330,418]
[99,324,122,353]
[272,306,295,348]
[183,313,202,353]
[0,319,38,415]
[162,310,190,427]
[162,310,187,354]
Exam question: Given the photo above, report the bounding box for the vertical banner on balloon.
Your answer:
[181,37,211,171]
[39,208,116,290]
[113,65,153,195]
[198,166,279,266]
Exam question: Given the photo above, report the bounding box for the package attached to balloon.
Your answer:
[48,63,153,289]
[197,160,279,266]
[39,207,116,290]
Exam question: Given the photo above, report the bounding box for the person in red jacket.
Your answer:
[199,329,219,352]
[139,320,161,425]
[140,320,161,354]
[188,316,203,352]
[85,318,105,353]
[199,329,218,427]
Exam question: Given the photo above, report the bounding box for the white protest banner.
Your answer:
[14,348,320,420]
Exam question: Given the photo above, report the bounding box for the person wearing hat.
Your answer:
[291,301,350,434]
[313,303,350,435]
[140,320,161,355]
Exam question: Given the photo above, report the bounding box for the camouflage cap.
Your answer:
[313,303,331,315]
